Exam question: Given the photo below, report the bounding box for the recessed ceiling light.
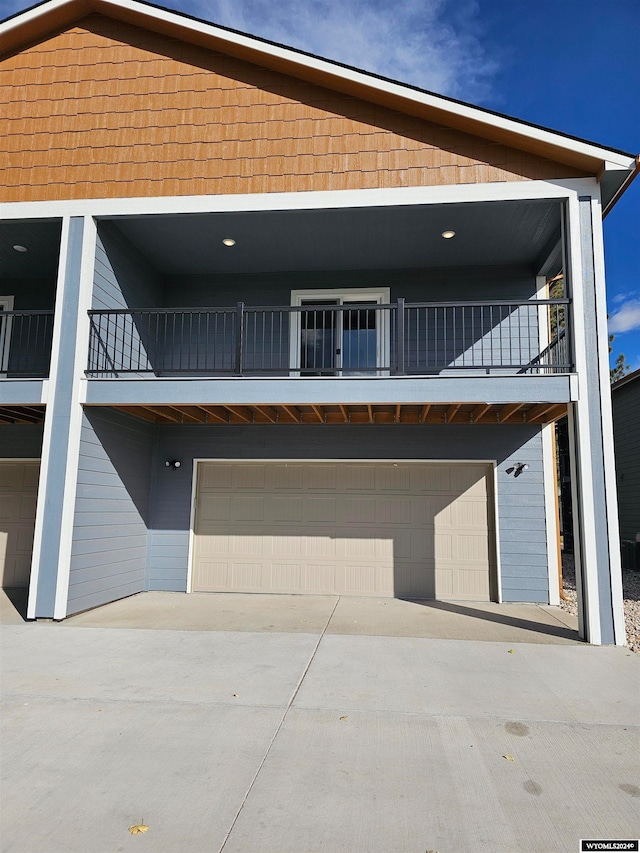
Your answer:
[222,238,236,247]
[13,244,28,252]
[441,230,456,239]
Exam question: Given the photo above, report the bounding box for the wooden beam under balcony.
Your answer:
[0,405,46,424]
[104,402,569,427]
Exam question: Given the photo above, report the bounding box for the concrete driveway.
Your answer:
[1,591,638,853]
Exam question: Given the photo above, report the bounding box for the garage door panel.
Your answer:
[233,465,266,490]
[193,462,494,600]
[415,466,451,492]
[340,465,375,491]
[231,496,264,522]
[302,497,336,523]
[199,463,233,490]
[375,497,412,525]
[303,465,337,491]
[0,495,16,521]
[342,497,376,524]
[455,535,490,564]
[376,466,411,492]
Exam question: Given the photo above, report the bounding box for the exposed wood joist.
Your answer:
[525,403,558,422]
[471,403,492,423]
[310,404,325,423]
[499,403,525,422]
[0,405,46,425]
[197,405,230,424]
[280,404,301,423]
[251,405,278,423]
[92,402,568,427]
[224,405,253,423]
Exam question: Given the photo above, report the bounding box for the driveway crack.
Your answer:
[218,595,340,853]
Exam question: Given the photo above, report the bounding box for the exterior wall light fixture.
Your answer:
[506,462,529,477]
[165,460,182,470]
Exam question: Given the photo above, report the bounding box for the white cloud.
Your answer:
[608,298,640,335]
[169,0,498,101]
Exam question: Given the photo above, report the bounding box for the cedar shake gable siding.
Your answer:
[1,15,588,202]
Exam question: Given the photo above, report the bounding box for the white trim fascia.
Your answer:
[541,423,560,606]
[27,215,71,620]
[491,461,502,603]
[52,215,98,620]
[188,457,500,600]
[0,177,597,221]
[537,272,561,606]
[2,0,634,171]
[589,193,626,645]
[566,194,601,644]
[186,457,199,594]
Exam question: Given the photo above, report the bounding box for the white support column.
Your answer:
[589,194,625,643]
[26,215,97,620]
[565,194,624,644]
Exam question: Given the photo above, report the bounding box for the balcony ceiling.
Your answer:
[0,220,62,279]
[110,199,561,276]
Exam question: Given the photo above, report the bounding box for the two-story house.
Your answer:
[1,0,637,644]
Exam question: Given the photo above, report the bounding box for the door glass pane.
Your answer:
[343,302,376,374]
[300,300,337,374]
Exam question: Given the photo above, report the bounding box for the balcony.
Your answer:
[87,299,571,378]
[0,310,55,379]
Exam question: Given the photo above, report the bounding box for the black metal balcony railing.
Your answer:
[0,310,55,378]
[86,299,572,377]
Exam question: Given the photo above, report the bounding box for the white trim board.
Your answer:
[0,178,598,221]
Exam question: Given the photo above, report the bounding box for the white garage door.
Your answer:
[192,462,494,600]
[0,462,39,588]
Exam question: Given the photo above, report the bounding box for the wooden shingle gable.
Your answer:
[0,14,590,202]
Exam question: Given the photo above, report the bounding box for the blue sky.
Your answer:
[2,0,638,369]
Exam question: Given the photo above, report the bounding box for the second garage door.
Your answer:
[192,461,494,600]
[0,462,39,589]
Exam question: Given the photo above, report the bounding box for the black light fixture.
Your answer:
[506,462,529,477]
[165,460,182,471]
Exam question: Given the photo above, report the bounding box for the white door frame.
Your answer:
[289,287,391,376]
[0,296,15,375]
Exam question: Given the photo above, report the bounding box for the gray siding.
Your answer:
[93,223,160,310]
[67,409,154,615]
[163,265,536,308]
[91,223,161,375]
[612,376,640,541]
[0,424,43,458]
[147,423,548,602]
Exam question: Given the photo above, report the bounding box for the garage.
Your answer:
[192,461,495,601]
[0,462,39,589]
